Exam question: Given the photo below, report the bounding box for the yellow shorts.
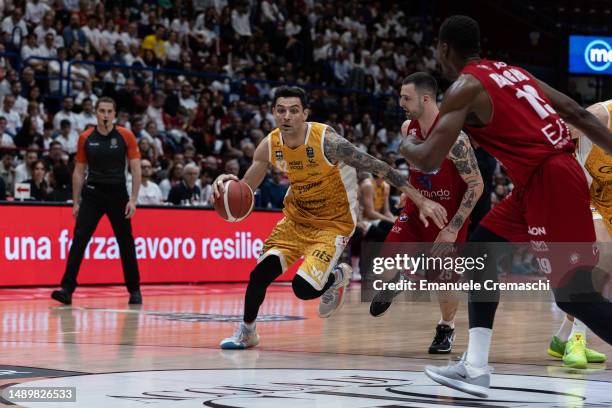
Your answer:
[259,217,351,290]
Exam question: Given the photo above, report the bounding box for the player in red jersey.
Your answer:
[369,72,483,355]
[400,16,612,398]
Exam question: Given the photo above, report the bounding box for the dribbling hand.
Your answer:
[212,174,240,200]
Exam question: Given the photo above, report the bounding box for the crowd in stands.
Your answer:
[0,0,508,209]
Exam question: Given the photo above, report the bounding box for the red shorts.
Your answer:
[480,153,597,286]
[383,202,469,284]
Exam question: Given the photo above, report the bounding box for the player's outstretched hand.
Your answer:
[212,174,240,199]
[416,197,447,229]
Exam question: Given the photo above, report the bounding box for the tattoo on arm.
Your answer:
[323,127,408,188]
[447,133,484,231]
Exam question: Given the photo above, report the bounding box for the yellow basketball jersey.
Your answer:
[373,180,387,213]
[268,122,358,236]
[584,100,612,207]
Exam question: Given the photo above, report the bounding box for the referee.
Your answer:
[51,97,143,305]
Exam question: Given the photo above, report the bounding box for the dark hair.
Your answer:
[30,160,46,172]
[402,72,438,97]
[60,119,71,128]
[272,86,307,108]
[95,96,116,111]
[439,15,480,57]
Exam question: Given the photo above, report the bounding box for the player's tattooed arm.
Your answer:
[323,127,408,189]
[323,127,448,229]
[446,132,484,232]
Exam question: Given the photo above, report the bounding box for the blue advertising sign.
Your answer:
[569,35,612,75]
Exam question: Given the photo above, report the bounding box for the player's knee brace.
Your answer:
[292,275,324,300]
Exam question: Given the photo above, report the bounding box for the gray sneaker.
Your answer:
[318,263,352,318]
[219,323,260,350]
[424,355,491,398]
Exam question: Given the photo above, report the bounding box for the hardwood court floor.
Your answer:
[0,284,610,407]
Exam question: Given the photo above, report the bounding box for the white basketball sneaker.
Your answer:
[219,322,260,350]
[318,263,352,318]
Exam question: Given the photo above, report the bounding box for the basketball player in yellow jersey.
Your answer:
[214,86,448,349]
[546,100,612,368]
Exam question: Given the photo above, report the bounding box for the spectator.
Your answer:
[224,158,240,177]
[1,95,21,135]
[14,116,39,149]
[75,98,96,133]
[167,162,201,205]
[142,24,166,60]
[63,12,86,48]
[159,161,184,200]
[260,168,287,209]
[14,150,38,184]
[81,15,102,55]
[231,3,252,39]
[197,167,214,206]
[38,32,58,60]
[55,119,78,154]
[33,13,57,46]
[0,116,15,148]
[44,140,64,169]
[48,163,71,201]
[25,160,49,201]
[0,152,14,195]
[74,80,98,106]
[38,122,54,150]
[178,82,197,112]
[10,81,28,117]
[138,137,157,165]
[25,0,51,26]
[0,174,5,200]
[238,142,254,177]
[164,31,181,69]
[2,8,28,48]
[136,159,162,205]
[53,96,78,131]
[21,33,42,66]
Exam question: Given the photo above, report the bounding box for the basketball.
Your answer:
[214,180,254,222]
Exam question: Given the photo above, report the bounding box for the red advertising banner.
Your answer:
[0,205,294,286]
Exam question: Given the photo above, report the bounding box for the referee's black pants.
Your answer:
[61,183,140,293]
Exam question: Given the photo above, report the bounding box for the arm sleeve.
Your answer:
[118,127,141,159]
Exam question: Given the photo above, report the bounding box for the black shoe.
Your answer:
[51,289,72,305]
[428,324,456,354]
[369,271,403,317]
[128,290,142,305]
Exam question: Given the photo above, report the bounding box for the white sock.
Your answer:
[439,319,455,329]
[466,327,492,370]
[570,319,587,339]
[556,316,574,341]
[243,321,256,330]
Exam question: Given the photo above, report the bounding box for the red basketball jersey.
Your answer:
[461,59,574,188]
[404,118,467,215]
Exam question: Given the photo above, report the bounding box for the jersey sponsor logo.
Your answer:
[569,252,581,265]
[528,226,547,236]
[294,180,323,193]
[275,150,283,161]
[391,225,402,234]
[289,160,303,170]
[110,138,118,149]
[306,146,315,158]
[399,213,409,222]
[419,189,451,200]
[88,142,99,146]
[585,39,612,72]
[311,249,333,263]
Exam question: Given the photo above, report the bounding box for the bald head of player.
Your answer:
[399,72,439,136]
[272,86,309,141]
[437,15,481,81]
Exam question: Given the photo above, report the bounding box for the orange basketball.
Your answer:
[214,180,254,222]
